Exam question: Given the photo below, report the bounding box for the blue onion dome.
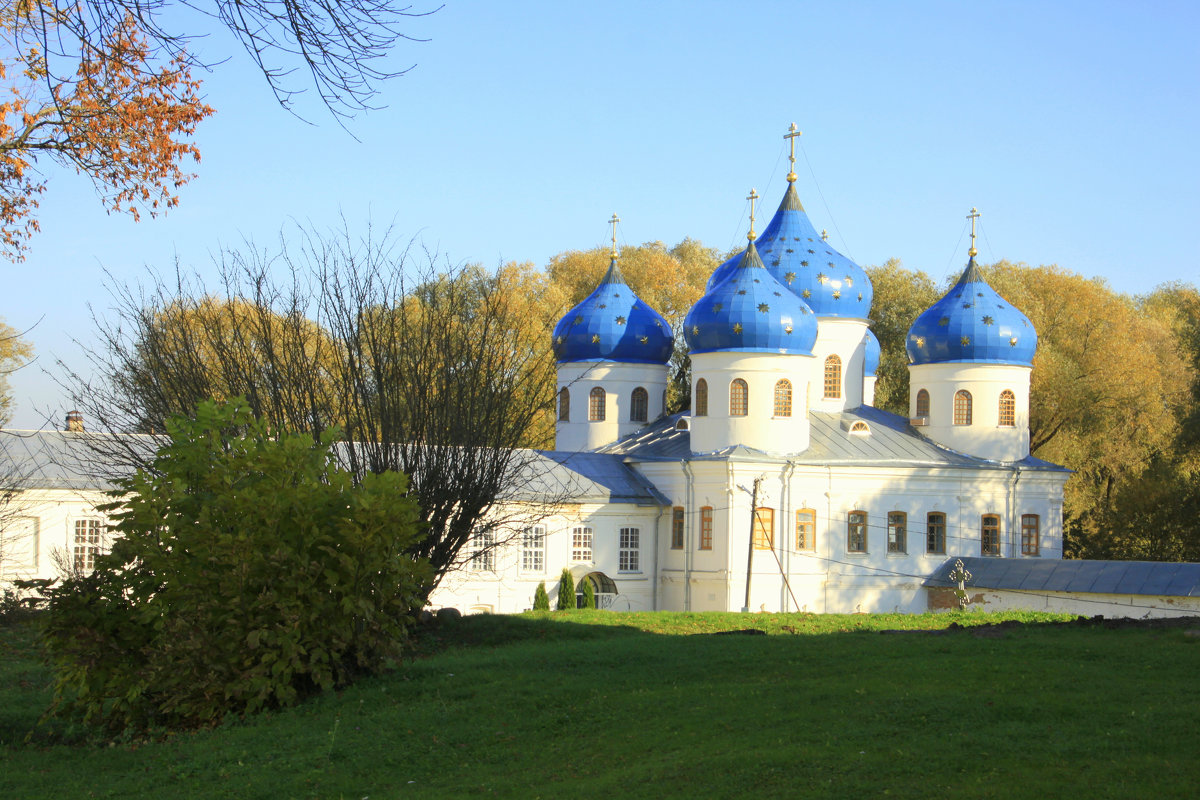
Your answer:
[754,183,873,319]
[704,248,743,291]
[684,240,818,355]
[863,328,881,377]
[552,258,673,364]
[906,258,1037,366]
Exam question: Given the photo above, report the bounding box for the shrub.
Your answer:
[581,579,596,609]
[556,568,574,611]
[533,581,550,611]
[38,398,429,735]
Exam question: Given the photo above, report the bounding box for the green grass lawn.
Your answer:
[3,610,1199,799]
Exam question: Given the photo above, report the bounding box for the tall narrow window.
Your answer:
[915,388,930,418]
[470,529,495,571]
[926,512,946,554]
[699,507,713,550]
[730,379,748,416]
[954,390,973,425]
[73,518,104,572]
[796,508,816,550]
[589,387,606,421]
[619,527,640,572]
[671,507,684,549]
[753,507,774,550]
[999,390,1016,427]
[695,378,708,416]
[1021,514,1040,556]
[630,387,649,422]
[521,526,546,572]
[847,511,867,553]
[981,514,1000,556]
[774,379,793,417]
[558,387,570,422]
[887,511,907,554]
[571,527,593,562]
[824,355,842,399]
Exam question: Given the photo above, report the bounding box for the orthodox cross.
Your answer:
[821,229,829,242]
[609,213,620,258]
[967,207,981,258]
[784,122,802,183]
[747,189,759,240]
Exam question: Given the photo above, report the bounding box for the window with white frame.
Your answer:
[521,526,546,572]
[73,518,105,573]
[470,529,495,571]
[571,526,593,562]
[619,527,640,572]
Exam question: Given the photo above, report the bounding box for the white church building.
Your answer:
[433,152,1075,616]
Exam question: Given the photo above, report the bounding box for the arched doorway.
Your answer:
[576,571,618,609]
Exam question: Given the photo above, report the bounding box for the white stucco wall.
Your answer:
[810,317,870,413]
[689,351,814,455]
[555,362,669,452]
[909,362,1032,462]
[0,487,112,588]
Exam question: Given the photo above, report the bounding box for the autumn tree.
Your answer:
[0,0,433,258]
[863,258,940,415]
[60,223,561,591]
[0,318,33,425]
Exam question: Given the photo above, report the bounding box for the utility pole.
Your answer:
[741,475,764,613]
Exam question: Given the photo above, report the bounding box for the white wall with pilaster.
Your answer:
[689,351,813,455]
[555,362,669,452]
[908,362,1032,462]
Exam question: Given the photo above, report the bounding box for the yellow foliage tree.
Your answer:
[0,316,33,425]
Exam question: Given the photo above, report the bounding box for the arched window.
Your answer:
[589,387,606,421]
[730,379,749,416]
[999,389,1016,427]
[915,388,930,418]
[774,379,792,417]
[695,378,708,416]
[630,387,648,423]
[557,387,570,422]
[953,390,973,425]
[824,355,842,399]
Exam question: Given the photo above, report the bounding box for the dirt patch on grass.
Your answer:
[881,615,1200,638]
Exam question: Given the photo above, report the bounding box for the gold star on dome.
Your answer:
[800,260,809,266]
[817,273,828,284]
[963,302,973,309]
[982,315,994,325]
[758,303,769,312]
[615,316,626,325]
[572,316,582,326]
[639,335,649,344]
[598,303,607,309]
[737,289,747,295]
[857,292,863,301]
[555,336,564,345]
[713,302,724,312]
[591,334,601,344]
[807,248,815,254]
[1009,337,1018,346]
[733,323,743,334]
[802,289,812,298]
[832,290,841,299]
[785,324,793,334]
[691,325,699,336]
[785,271,796,284]
[844,276,853,286]
[785,248,795,254]
[938,317,949,326]
[961,336,971,346]
[914,336,926,347]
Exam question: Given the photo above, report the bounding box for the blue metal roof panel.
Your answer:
[925,557,1200,598]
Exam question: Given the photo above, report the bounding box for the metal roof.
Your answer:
[598,406,1069,472]
[0,429,148,491]
[925,557,1200,598]
[506,450,670,506]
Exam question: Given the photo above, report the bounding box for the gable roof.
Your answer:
[925,557,1200,598]
[507,451,670,506]
[598,407,1069,472]
[0,430,148,492]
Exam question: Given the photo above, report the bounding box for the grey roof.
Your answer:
[925,557,1200,598]
[0,429,148,491]
[505,451,670,506]
[598,407,1069,472]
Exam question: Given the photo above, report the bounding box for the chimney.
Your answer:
[65,410,84,432]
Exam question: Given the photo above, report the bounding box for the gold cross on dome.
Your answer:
[747,188,759,240]
[967,207,981,258]
[784,123,802,183]
[609,213,620,258]
[821,229,828,242]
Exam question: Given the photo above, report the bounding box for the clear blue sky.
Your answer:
[6,0,1199,429]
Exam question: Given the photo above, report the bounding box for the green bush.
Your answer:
[556,568,574,611]
[38,399,429,735]
[533,581,550,611]
[581,579,596,609]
